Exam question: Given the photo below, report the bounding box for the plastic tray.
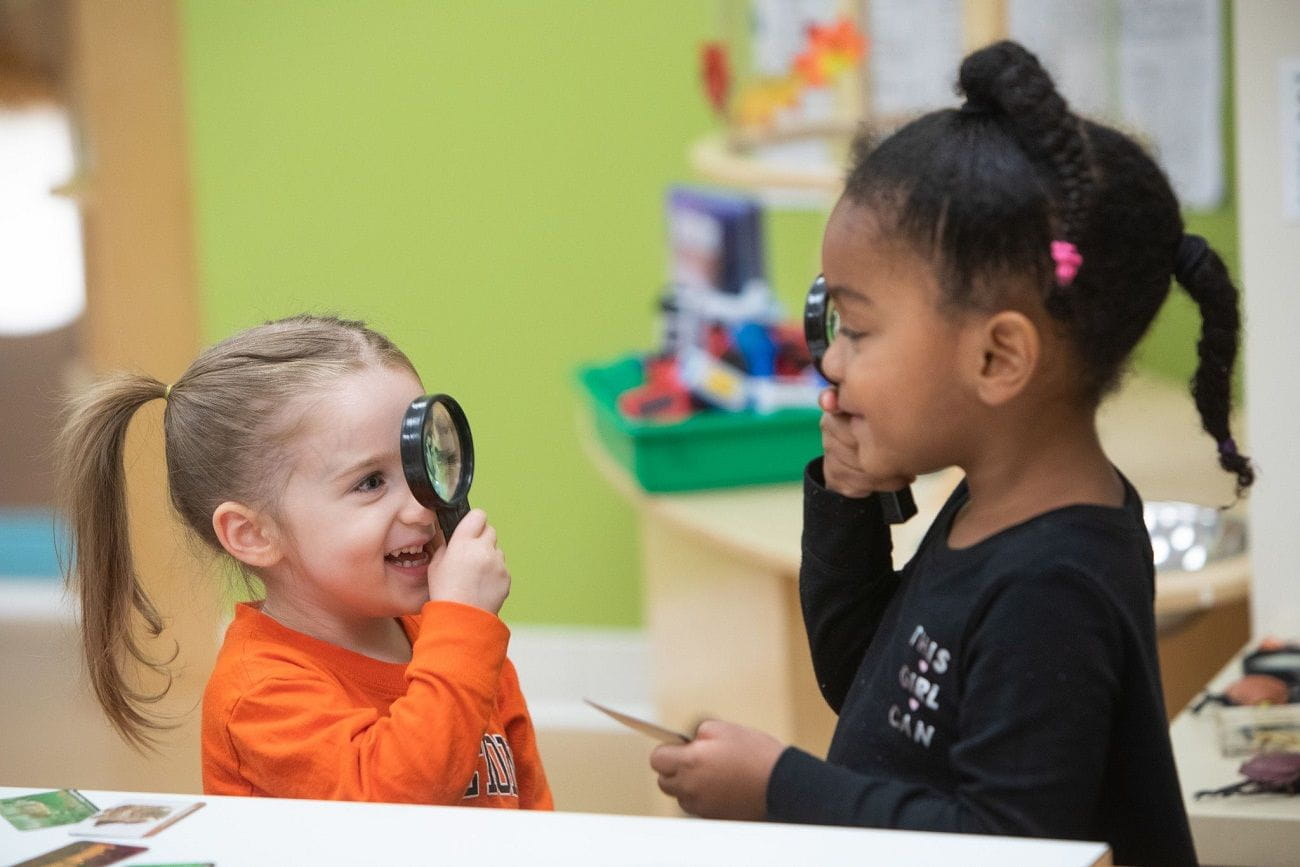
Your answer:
[1214,702,1300,757]
[577,355,822,493]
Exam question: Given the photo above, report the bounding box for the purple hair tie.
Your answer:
[1050,240,1083,287]
[1218,438,1238,458]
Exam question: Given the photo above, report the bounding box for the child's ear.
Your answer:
[212,502,282,570]
[970,310,1040,406]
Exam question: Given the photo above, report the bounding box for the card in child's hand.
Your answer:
[66,798,205,839]
[10,840,146,866]
[0,789,98,831]
[584,698,691,744]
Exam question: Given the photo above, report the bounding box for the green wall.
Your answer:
[182,1,716,627]
[181,3,1232,627]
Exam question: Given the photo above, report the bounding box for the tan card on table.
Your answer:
[68,799,204,839]
[584,698,691,744]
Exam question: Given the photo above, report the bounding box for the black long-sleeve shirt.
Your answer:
[766,459,1197,867]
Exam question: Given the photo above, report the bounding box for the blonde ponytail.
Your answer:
[56,372,174,749]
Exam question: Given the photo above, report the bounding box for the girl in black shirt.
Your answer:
[651,40,1252,867]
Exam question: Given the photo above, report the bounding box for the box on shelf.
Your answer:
[578,355,821,493]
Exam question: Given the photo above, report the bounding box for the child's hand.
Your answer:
[425,509,510,615]
[819,387,915,498]
[649,720,785,821]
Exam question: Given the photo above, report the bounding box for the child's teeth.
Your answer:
[387,544,429,567]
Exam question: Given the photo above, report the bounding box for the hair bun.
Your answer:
[957,40,1092,252]
[958,41,1058,121]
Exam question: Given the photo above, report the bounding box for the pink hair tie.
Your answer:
[1050,240,1083,286]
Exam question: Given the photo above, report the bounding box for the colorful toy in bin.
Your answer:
[621,186,823,424]
[617,355,693,423]
[578,355,822,493]
[578,186,823,491]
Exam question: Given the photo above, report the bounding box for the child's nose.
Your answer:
[398,488,436,525]
[821,334,846,385]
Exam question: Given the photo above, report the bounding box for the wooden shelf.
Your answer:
[688,131,843,195]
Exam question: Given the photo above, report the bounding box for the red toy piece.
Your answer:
[618,356,694,423]
[700,42,731,116]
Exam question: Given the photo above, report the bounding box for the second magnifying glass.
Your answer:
[805,275,916,525]
[401,393,475,542]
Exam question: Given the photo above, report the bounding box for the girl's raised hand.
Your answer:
[425,509,510,615]
[819,387,914,499]
[649,720,785,821]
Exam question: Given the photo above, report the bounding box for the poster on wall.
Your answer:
[1009,0,1225,211]
[1118,0,1224,210]
[868,0,964,119]
[749,0,840,77]
[1008,0,1112,121]
[1282,58,1300,223]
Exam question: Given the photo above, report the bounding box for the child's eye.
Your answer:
[829,305,870,342]
[354,472,385,493]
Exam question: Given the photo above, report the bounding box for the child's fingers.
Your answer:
[821,417,858,452]
[426,540,448,570]
[692,718,726,740]
[655,767,693,809]
[649,743,688,776]
[819,404,856,441]
[824,449,862,478]
[450,508,488,541]
[822,424,856,452]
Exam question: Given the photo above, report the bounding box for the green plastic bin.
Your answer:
[577,355,823,493]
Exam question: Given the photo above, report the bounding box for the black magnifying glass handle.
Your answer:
[805,275,916,525]
[436,501,470,545]
[878,485,916,525]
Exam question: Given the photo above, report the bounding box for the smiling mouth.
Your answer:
[385,542,432,569]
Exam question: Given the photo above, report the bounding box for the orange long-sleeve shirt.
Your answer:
[202,600,552,809]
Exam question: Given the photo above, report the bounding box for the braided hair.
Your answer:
[842,40,1253,494]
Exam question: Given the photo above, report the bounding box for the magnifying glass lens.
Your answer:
[426,402,463,500]
[824,304,839,348]
[402,393,474,540]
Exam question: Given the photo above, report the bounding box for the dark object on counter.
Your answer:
[1190,640,1300,713]
[1191,673,1292,713]
[1226,675,1292,706]
[1243,644,1300,702]
[1195,751,1300,799]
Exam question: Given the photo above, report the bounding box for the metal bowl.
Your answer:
[1144,501,1247,572]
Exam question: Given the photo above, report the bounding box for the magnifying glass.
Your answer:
[400,393,475,541]
[805,275,917,525]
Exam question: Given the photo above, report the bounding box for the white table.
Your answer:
[1170,652,1300,867]
[0,787,1111,866]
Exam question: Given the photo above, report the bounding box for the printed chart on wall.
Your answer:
[1008,0,1225,211]
[1282,57,1300,222]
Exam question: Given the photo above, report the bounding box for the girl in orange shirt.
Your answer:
[57,314,551,808]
